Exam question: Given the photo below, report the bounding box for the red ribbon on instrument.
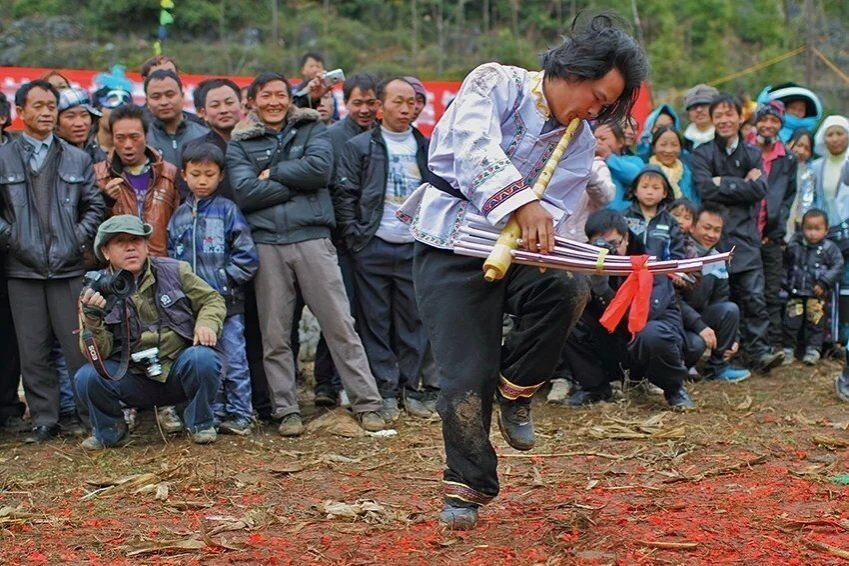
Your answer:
[599,254,653,338]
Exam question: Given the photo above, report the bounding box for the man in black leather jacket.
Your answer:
[0,80,105,443]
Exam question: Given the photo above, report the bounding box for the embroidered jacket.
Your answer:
[397,63,597,249]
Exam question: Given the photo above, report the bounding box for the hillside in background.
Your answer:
[1,0,847,111]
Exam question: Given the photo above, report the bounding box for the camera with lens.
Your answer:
[83,269,136,310]
[131,347,163,378]
[592,238,618,255]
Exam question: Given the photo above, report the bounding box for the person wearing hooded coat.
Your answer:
[811,116,849,228]
[636,104,680,162]
[756,83,823,144]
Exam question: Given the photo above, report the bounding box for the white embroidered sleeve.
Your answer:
[431,63,536,225]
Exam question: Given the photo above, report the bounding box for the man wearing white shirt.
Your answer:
[397,15,647,529]
[337,78,432,420]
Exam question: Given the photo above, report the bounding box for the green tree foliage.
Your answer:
[1,0,846,102]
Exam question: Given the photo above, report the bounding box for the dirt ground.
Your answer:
[2,359,849,565]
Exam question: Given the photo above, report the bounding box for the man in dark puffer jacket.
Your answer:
[226,72,384,437]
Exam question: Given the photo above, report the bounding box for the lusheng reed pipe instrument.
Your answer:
[482,118,582,282]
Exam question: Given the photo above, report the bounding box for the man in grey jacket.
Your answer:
[0,80,105,443]
[226,72,385,437]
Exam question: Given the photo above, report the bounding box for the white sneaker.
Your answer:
[156,406,184,434]
[547,378,571,403]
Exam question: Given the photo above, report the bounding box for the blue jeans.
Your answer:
[212,314,253,420]
[75,346,221,446]
[53,341,77,415]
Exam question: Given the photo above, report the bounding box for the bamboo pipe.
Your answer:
[482,118,582,282]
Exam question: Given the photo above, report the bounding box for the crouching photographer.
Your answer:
[74,215,226,450]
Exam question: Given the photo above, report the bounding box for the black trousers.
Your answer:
[413,243,588,506]
[683,302,740,374]
[761,241,784,349]
[0,272,23,421]
[7,277,86,427]
[244,282,272,420]
[783,296,826,352]
[729,268,771,361]
[564,313,687,394]
[353,238,426,399]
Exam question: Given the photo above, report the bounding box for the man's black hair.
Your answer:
[695,201,728,224]
[542,13,648,125]
[342,73,378,102]
[181,142,225,170]
[708,93,742,118]
[300,51,324,68]
[108,104,150,134]
[144,69,183,94]
[0,92,11,128]
[585,208,629,241]
[140,55,178,80]
[376,77,413,101]
[669,198,696,218]
[194,78,242,110]
[247,72,291,100]
[802,208,828,227]
[14,80,60,108]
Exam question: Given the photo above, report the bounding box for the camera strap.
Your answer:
[79,300,132,381]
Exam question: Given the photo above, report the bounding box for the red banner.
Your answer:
[1,66,651,138]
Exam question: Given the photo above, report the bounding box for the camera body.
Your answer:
[131,347,163,378]
[592,238,618,256]
[83,269,136,311]
[322,68,345,88]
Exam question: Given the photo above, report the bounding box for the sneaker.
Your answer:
[836,372,849,403]
[802,348,821,366]
[156,406,184,434]
[80,428,130,450]
[403,394,434,419]
[439,503,479,530]
[277,414,304,437]
[546,378,572,403]
[665,387,696,411]
[715,366,751,383]
[356,410,386,432]
[218,416,253,436]
[563,388,612,407]
[189,427,217,444]
[496,393,534,451]
[755,350,785,374]
[422,390,438,413]
[641,381,665,396]
[58,412,86,437]
[782,348,795,365]
[379,397,400,422]
[687,366,701,381]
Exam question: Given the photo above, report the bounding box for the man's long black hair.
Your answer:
[542,13,648,125]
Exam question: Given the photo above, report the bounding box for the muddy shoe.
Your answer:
[496,394,534,451]
[755,350,785,374]
[379,397,400,422]
[314,387,337,407]
[403,395,434,419]
[357,411,386,432]
[665,387,696,411]
[439,503,478,530]
[278,414,304,437]
[546,378,572,403]
[190,427,218,445]
[58,412,86,437]
[156,406,184,434]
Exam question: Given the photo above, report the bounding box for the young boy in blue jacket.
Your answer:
[168,143,259,435]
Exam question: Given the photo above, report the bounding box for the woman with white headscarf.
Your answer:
[812,116,849,227]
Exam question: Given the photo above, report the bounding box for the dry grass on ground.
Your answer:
[1,359,849,564]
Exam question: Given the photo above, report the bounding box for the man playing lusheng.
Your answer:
[397,15,647,529]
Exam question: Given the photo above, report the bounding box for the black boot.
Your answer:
[496,393,534,451]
